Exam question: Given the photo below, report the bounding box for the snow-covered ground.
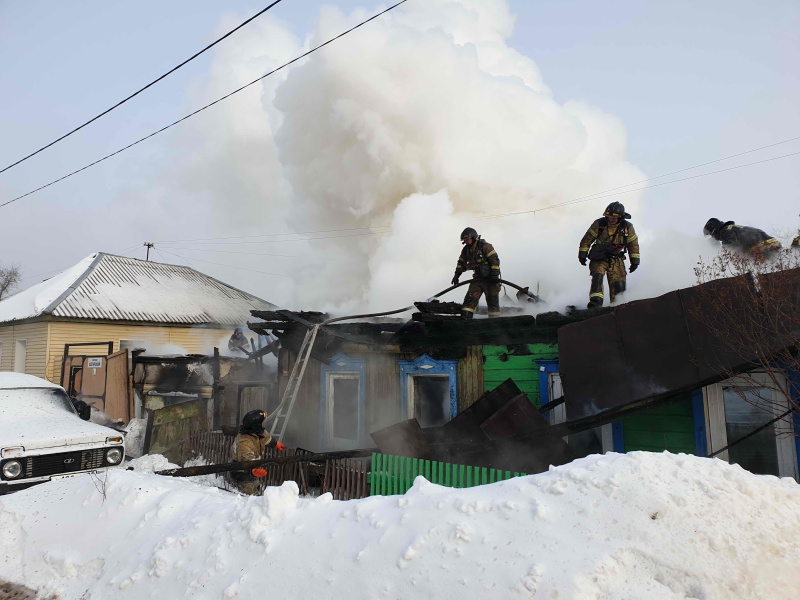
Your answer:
[1,452,799,600]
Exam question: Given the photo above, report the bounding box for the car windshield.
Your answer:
[0,388,78,418]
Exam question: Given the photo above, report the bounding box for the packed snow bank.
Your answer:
[1,452,799,599]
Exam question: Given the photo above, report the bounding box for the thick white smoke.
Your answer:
[155,0,723,313]
[270,0,652,312]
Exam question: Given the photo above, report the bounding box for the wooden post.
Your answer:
[212,347,221,430]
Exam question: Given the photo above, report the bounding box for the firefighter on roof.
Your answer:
[703,218,782,259]
[451,227,501,319]
[578,202,640,309]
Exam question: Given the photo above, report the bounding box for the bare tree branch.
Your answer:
[0,263,21,301]
[693,247,800,436]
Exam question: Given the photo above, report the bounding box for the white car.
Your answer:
[0,373,125,494]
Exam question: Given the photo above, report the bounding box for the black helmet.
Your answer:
[460,227,478,243]
[603,202,631,219]
[234,327,243,335]
[703,218,724,236]
[241,409,266,434]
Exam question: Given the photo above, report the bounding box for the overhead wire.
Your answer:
[152,138,800,248]
[157,248,295,278]
[0,0,287,175]
[154,224,392,244]
[479,149,800,220]
[0,0,410,209]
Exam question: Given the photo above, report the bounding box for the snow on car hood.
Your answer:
[0,392,120,452]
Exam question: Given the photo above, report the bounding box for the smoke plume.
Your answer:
[156,0,723,313]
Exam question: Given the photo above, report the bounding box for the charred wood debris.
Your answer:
[248,304,613,363]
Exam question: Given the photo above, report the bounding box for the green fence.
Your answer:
[369,453,527,496]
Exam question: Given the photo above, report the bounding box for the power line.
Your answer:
[157,248,295,278]
[538,135,800,205]
[146,136,800,245]
[0,0,287,175]
[159,230,391,246]
[154,224,391,244]
[0,0,410,209]
[480,150,800,220]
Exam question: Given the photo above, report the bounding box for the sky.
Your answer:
[2,451,800,599]
[0,0,798,311]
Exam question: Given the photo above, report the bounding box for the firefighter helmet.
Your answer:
[703,218,724,236]
[460,227,479,243]
[603,202,631,219]
[241,409,267,434]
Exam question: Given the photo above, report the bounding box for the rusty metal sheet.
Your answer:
[479,393,547,440]
[559,269,800,423]
[371,419,433,460]
[559,312,631,419]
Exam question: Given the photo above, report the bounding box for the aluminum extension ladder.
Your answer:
[268,324,320,441]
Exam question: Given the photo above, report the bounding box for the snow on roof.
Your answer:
[0,253,276,326]
[0,452,798,599]
[0,372,63,390]
[0,253,97,324]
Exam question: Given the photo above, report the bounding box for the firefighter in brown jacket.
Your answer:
[231,409,285,495]
[578,202,640,309]
[451,227,501,319]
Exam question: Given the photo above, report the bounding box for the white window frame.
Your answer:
[549,372,614,453]
[14,339,27,373]
[704,372,798,479]
[325,371,362,448]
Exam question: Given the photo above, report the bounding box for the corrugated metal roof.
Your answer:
[0,253,276,326]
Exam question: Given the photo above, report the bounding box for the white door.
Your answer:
[705,373,798,479]
[325,372,362,448]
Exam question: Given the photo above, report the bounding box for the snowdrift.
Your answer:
[1,452,799,599]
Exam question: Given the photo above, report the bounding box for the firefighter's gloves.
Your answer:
[451,273,460,286]
[629,263,639,273]
[578,251,588,266]
[251,468,268,478]
[275,441,286,451]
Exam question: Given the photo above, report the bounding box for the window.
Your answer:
[320,354,365,449]
[399,355,457,427]
[409,375,451,428]
[704,373,798,479]
[14,339,27,373]
[547,371,615,457]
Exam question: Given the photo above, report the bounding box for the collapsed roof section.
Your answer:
[248,303,612,361]
[557,268,800,430]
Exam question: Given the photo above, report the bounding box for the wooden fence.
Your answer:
[185,435,525,499]
[186,431,369,499]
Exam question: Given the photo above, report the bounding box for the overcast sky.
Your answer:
[1,0,798,310]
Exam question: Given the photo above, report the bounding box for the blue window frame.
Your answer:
[535,358,621,454]
[399,355,457,427]
[320,354,365,448]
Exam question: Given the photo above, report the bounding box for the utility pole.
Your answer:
[144,242,154,261]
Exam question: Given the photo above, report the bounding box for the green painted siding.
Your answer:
[483,344,557,407]
[621,393,696,454]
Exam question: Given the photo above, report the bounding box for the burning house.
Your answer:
[249,267,800,481]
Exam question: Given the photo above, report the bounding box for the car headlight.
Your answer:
[2,460,22,479]
[105,448,123,465]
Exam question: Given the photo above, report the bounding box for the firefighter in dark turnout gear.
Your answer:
[578,202,640,309]
[703,218,782,259]
[451,227,501,318]
[231,410,285,495]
